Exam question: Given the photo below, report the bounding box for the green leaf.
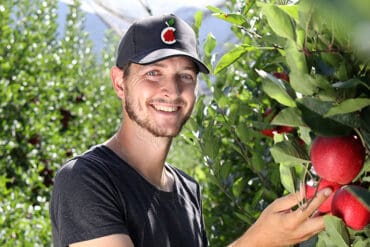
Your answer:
[360,106,370,149]
[193,10,203,35]
[270,140,310,164]
[279,164,305,194]
[218,162,231,180]
[325,98,370,117]
[271,107,305,127]
[332,78,370,90]
[229,102,240,125]
[262,5,296,41]
[323,215,350,247]
[278,4,299,22]
[213,87,228,108]
[234,212,254,225]
[285,39,308,76]
[194,10,203,28]
[251,154,264,173]
[296,28,306,48]
[203,33,217,58]
[297,98,353,136]
[206,6,247,25]
[257,69,296,107]
[232,177,246,197]
[235,122,252,146]
[201,125,221,160]
[214,45,250,74]
[206,5,223,13]
[353,239,370,247]
[279,165,295,193]
[290,73,317,96]
[212,13,247,25]
[289,73,331,96]
[298,126,312,145]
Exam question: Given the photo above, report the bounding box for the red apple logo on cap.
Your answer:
[161,18,176,45]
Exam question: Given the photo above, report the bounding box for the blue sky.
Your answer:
[58,0,235,58]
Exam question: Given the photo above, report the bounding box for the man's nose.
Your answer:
[161,76,180,97]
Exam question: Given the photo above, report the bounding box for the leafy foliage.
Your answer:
[185,0,369,246]
[185,4,286,245]
[1,0,369,246]
[0,0,120,245]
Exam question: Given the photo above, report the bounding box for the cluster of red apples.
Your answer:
[262,72,369,230]
[307,135,369,230]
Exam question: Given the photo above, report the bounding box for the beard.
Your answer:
[124,89,192,137]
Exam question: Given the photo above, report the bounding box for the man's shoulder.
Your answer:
[167,164,200,190]
[55,145,115,181]
[170,165,195,181]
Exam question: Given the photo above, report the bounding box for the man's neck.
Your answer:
[105,122,173,191]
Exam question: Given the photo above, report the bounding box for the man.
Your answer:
[50,14,332,247]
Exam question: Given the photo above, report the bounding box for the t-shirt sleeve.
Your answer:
[50,157,128,246]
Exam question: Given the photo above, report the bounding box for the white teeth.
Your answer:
[153,105,178,112]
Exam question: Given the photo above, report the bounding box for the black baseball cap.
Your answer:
[116,14,209,74]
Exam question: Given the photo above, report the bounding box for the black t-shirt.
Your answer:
[50,145,208,247]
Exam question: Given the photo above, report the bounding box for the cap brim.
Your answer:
[132,49,210,74]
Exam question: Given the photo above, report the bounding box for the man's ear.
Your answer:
[111,66,125,98]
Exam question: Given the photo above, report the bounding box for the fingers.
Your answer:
[252,189,331,247]
[292,215,326,243]
[269,187,332,220]
[301,215,326,233]
[269,191,304,212]
[298,187,332,220]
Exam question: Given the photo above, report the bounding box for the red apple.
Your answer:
[261,108,276,138]
[276,125,295,134]
[28,134,40,145]
[305,179,341,213]
[260,108,295,138]
[310,135,365,184]
[331,185,370,230]
[261,128,276,138]
[273,72,290,82]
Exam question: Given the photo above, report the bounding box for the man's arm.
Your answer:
[70,234,134,247]
[228,187,332,247]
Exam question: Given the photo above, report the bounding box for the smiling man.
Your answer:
[50,14,332,247]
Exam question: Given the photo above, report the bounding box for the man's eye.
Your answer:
[180,74,195,82]
[146,71,158,76]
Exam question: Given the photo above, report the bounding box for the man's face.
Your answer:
[123,56,198,137]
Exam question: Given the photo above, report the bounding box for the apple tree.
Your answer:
[188,0,369,246]
[0,0,120,245]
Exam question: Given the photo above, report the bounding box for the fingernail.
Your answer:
[323,188,332,196]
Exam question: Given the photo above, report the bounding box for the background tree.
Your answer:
[1,0,369,246]
[0,1,204,245]
[187,0,369,246]
[0,0,121,245]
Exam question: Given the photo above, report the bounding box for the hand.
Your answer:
[229,187,332,247]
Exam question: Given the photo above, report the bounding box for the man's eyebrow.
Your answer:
[146,61,197,71]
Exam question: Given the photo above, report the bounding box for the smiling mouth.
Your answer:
[152,104,179,112]
[149,98,185,113]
